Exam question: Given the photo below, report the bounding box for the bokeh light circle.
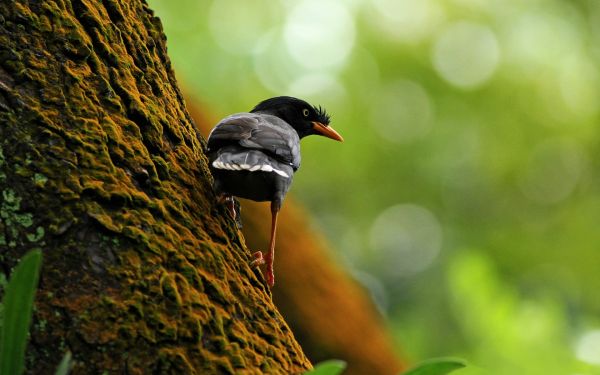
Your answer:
[369,204,442,278]
[284,0,355,70]
[559,55,600,120]
[576,330,600,365]
[370,80,434,143]
[504,11,583,69]
[370,0,444,43]
[288,73,346,101]
[519,138,586,205]
[252,32,300,93]
[432,21,500,89]
[208,0,280,55]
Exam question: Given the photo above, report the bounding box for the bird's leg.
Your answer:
[227,197,236,222]
[249,200,280,287]
[264,201,279,287]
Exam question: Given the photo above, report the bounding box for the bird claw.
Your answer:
[266,267,275,287]
[250,251,275,287]
[250,251,265,266]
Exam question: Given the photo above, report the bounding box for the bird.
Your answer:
[206,96,343,287]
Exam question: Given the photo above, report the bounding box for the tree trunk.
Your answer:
[0,0,310,373]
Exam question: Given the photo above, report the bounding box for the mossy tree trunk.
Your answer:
[0,0,310,373]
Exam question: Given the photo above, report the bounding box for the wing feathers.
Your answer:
[212,149,292,178]
[207,113,301,170]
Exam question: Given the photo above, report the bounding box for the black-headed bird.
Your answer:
[206,96,343,287]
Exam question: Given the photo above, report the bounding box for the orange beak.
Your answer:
[312,122,344,142]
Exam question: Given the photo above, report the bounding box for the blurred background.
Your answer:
[147,0,600,373]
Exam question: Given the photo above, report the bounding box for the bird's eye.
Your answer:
[302,109,309,117]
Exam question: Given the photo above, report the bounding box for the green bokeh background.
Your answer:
[147,0,600,373]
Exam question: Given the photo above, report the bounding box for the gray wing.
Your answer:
[207,113,301,170]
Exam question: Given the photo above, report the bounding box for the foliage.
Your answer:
[444,251,593,374]
[305,360,347,375]
[54,351,73,375]
[306,357,466,375]
[0,250,73,375]
[0,249,42,375]
[401,357,466,375]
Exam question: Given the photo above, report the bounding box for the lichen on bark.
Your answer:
[0,0,310,373]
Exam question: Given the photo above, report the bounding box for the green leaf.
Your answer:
[304,360,347,375]
[55,351,72,375]
[0,249,43,375]
[401,357,467,375]
[0,272,7,290]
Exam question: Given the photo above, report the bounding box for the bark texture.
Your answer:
[0,0,310,373]
[188,101,406,375]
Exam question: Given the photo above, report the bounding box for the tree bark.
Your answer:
[0,0,310,373]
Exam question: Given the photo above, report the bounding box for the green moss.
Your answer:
[88,211,122,233]
[128,300,144,319]
[38,15,52,33]
[260,359,274,372]
[229,343,246,368]
[157,348,196,374]
[152,155,170,180]
[2,189,19,207]
[14,2,37,25]
[24,68,47,84]
[14,164,32,178]
[34,173,48,187]
[37,319,47,332]
[26,226,44,242]
[179,264,202,289]
[213,311,225,336]
[4,60,25,75]
[231,354,246,368]
[13,213,33,228]
[1,189,34,234]
[100,296,118,309]
[159,272,183,307]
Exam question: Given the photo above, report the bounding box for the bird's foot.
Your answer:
[250,251,265,266]
[249,251,275,287]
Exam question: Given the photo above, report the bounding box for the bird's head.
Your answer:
[251,96,344,141]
